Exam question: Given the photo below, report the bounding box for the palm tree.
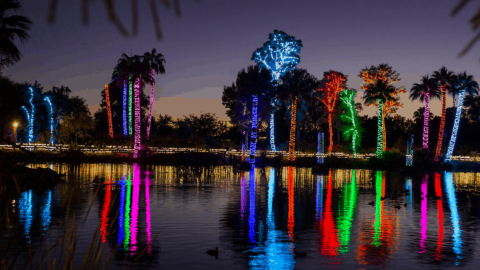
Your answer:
[432,67,457,159]
[0,0,32,70]
[445,72,479,161]
[362,80,396,158]
[236,65,273,162]
[409,75,441,149]
[278,69,319,161]
[142,49,166,140]
[112,53,151,158]
[112,53,134,136]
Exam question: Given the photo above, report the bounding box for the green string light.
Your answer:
[339,90,364,158]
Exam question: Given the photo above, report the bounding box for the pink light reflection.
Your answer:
[145,170,152,255]
[130,163,140,255]
[419,173,428,253]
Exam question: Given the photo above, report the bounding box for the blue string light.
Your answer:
[44,97,54,144]
[252,30,302,152]
[21,87,35,143]
[406,134,414,166]
[318,132,324,164]
[445,90,466,162]
[249,95,258,163]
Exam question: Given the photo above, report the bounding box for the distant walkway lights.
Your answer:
[318,132,324,164]
[44,97,54,144]
[406,134,414,166]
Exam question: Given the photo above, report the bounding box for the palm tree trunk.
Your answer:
[129,76,133,136]
[328,110,333,154]
[249,95,258,163]
[288,96,297,161]
[123,80,128,136]
[445,90,466,161]
[147,69,155,140]
[435,85,447,159]
[133,78,141,159]
[376,99,383,158]
[422,92,430,149]
[382,111,386,151]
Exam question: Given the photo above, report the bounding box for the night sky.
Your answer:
[4,0,480,119]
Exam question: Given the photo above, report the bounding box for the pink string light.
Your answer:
[147,69,155,140]
[422,92,430,149]
[133,78,141,158]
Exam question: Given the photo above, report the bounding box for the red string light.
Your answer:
[435,85,447,160]
[318,71,347,154]
[288,96,297,161]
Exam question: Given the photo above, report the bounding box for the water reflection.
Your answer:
[445,171,463,265]
[7,164,480,269]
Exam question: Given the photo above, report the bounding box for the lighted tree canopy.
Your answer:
[359,64,405,151]
[252,29,303,152]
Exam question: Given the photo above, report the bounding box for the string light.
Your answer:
[359,65,404,151]
[376,100,384,158]
[318,132,324,164]
[147,69,154,140]
[129,76,133,136]
[22,87,36,144]
[422,92,430,149]
[288,96,297,161]
[269,112,276,152]
[252,30,302,152]
[123,80,128,136]
[249,95,258,163]
[339,90,362,158]
[406,134,414,166]
[445,90,466,162]
[44,96,54,144]
[133,78,141,159]
[318,71,347,154]
[435,85,447,160]
[105,84,113,138]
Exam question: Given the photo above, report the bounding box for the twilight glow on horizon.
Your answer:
[4,0,480,119]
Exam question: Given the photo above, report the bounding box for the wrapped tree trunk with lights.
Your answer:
[409,75,440,149]
[279,68,319,161]
[249,95,258,162]
[142,49,166,140]
[318,71,347,154]
[362,80,396,158]
[339,89,364,158]
[105,84,113,138]
[288,96,297,161]
[445,72,479,161]
[432,67,456,160]
[359,64,404,152]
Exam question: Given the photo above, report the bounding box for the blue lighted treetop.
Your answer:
[252,30,303,82]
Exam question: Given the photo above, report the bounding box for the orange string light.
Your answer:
[105,84,113,138]
[288,96,297,161]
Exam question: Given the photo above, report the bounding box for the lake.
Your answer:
[2,163,480,269]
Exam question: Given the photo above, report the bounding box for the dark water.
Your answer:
[3,163,480,269]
